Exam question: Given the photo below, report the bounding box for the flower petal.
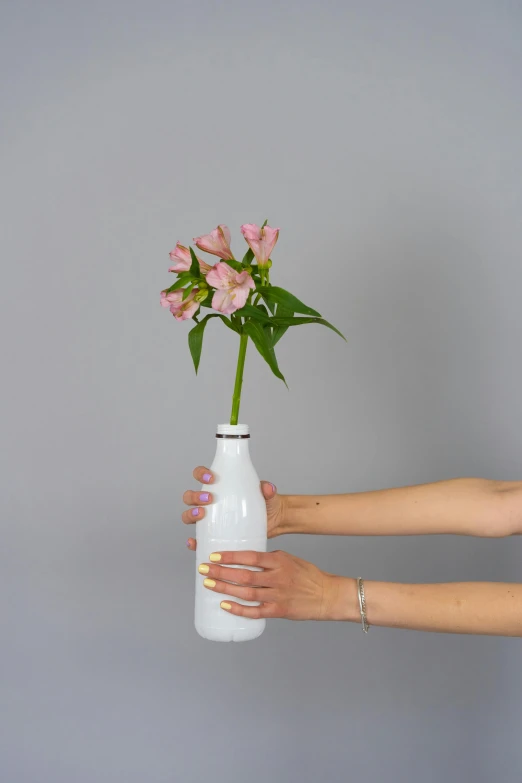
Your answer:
[194,225,234,261]
[206,261,234,289]
[168,243,192,272]
[212,288,237,314]
[240,223,279,266]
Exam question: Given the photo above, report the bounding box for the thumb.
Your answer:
[261,481,278,501]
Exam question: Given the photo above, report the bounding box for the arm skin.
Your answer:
[280,478,522,538]
[198,551,522,637]
[329,577,522,637]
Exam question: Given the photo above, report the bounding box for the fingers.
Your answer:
[181,489,213,526]
[206,550,280,569]
[201,576,275,604]
[260,480,277,499]
[182,507,205,525]
[182,489,213,506]
[198,563,273,587]
[186,537,196,551]
[218,600,278,619]
[182,476,213,530]
[192,466,214,484]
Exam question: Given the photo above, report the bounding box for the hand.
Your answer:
[197,549,353,621]
[182,466,287,551]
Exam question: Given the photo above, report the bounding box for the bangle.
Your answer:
[356,577,369,633]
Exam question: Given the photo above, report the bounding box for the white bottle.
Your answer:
[195,423,267,642]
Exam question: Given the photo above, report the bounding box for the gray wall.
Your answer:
[1,1,521,781]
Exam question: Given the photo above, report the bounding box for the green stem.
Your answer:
[230,330,248,425]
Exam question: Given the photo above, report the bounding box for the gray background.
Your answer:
[1,1,521,781]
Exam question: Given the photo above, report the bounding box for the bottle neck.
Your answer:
[214,436,251,458]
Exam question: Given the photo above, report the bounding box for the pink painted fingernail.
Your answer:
[186,539,191,548]
[203,473,212,483]
[192,508,200,517]
[269,483,277,494]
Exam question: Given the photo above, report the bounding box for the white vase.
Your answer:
[195,423,267,642]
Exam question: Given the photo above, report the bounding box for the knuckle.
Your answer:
[246,588,258,602]
[240,569,254,585]
[277,600,289,618]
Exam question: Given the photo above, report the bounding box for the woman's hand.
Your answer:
[182,466,287,551]
[197,549,353,621]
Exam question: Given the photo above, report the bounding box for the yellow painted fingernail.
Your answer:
[203,578,216,588]
[198,564,209,575]
[209,553,221,562]
[220,602,232,611]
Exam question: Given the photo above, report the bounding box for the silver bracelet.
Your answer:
[357,577,369,633]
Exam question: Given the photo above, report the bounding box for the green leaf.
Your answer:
[263,323,274,354]
[241,247,255,266]
[182,282,195,300]
[258,304,273,344]
[199,291,214,308]
[224,258,245,273]
[162,273,193,295]
[187,314,219,374]
[217,315,240,334]
[236,303,275,325]
[243,320,287,386]
[270,316,346,341]
[271,303,294,346]
[264,296,276,314]
[261,218,268,228]
[189,247,201,278]
[258,286,321,317]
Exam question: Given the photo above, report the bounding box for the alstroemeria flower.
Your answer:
[240,223,280,267]
[169,243,212,275]
[194,225,235,261]
[160,289,200,321]
[206,262,255,314]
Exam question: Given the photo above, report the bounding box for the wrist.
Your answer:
[324,575,359,622]
[273,494,301,536]
[278,494,312,536]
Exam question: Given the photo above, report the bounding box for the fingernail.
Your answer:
[220,602,232,611]
[209,553,221,562]
[269,483,277,494]
[192,508,200,517]
[203,473,212,483]
[203,578,216,588]
[186,539,191,548]
[198,564,209,574]
[199,492,209,502]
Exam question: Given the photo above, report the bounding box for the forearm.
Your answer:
[329,578,522,636]
[282,478,522,538]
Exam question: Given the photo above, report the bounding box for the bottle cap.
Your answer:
[216,423,250,437]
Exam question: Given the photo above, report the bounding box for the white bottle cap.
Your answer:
[217,423,250,436]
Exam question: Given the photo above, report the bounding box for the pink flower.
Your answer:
[160,289,200,321]
[240,223,280,267]
[193,225,234,261]
[206,262,255,314]
[168,243,212,275]
[160,290,180,308]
